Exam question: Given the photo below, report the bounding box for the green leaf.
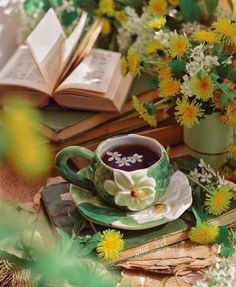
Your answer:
[233,232,236,243]
[192,207,207,225]
[61,11,79,27]
[220,245,235,257]
[57,228,74,255]
[220,91,236,106]
[217,226,229,245]
[23,0,41,15]
[172,155,200,173]
[169,60,186,78]
[76,233,101,257]
[179,0,201,22]
[204,0,219,17]
[228,71,236,82]
[148,79,158,89]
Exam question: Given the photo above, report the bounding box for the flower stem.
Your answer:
[153,98,169,106]
[187,174,210,193]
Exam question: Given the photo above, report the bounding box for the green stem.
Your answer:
[153,98,169,106]
[186,174,210,193]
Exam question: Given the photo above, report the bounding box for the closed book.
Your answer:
[40,179,194,262]
[41,179,236,264]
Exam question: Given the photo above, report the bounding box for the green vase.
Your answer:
[183,113,233,170]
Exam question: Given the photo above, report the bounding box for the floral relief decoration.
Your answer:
[127,171,192,223]
[104,169,156,211]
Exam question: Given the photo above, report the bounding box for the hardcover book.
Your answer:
[40,181,193,262]
[38,73,160,142]
[41,159,236,263]
[0,9,132,113]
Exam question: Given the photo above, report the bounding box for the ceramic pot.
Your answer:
[184,113,233,170]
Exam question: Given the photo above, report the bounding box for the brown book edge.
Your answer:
[41,90,160,142]
[63,109,169,146]
[113,208,236,264]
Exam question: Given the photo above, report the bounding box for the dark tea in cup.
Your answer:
[101,144,160,171]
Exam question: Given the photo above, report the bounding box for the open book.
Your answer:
[0,9,132,113]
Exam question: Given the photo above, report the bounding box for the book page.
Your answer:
[57,49,121,94]
[0,46,49,94]
[26,8,65,92]
[58,21,102,83]
[63,11,88,67]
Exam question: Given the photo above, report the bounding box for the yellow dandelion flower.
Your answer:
[115,10,127,23]
[169,35,189,58]
[175,98,204,128]
[205,185,233,216]
[168,0,179,6]
[158,66,172,81]
[99,0,115,16]
[145,39,164,54]
[147,16,166,30]
[100,18,111,35]
[226,103,236,124]
[4,98,52,177]
[221,103,236,125]
[159,77,180,97]
[120,57,128,76]
[132,95,157,127]
[127,48,141,77]
[148,0,167,16]
[193,31,219,43]
[227,144,236,154]
[97,229,124,262]
[213,19,236,42]
[189,223,218,245]
[190,75,215,101]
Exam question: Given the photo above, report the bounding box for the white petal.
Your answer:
[114,170,134,190]
[114,191,130,206]
[104,180,118,195]
[130,170,147,183]
[136,177,156,189]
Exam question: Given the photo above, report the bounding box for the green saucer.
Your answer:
[70,169,192,230]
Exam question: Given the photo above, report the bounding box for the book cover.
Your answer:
[0,9,132,113]
[40,181,194,262]
[39,73,159,142]
[41,155,236,263]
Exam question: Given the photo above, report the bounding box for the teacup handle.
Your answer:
[55,146,97,194]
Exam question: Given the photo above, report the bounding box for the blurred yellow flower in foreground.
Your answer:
[100,18,111,35]
[3,97,52,178]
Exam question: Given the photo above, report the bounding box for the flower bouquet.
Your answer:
[121,15,236,169]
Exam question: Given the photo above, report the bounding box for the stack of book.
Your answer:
[39,73,183,153]
[0,8,183,155]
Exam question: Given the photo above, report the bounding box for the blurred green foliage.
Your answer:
[0,200,116,287]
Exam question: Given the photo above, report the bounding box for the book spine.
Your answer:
[113,229,189,263]
[114,208,236,263]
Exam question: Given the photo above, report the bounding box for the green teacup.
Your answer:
[55,134,170,211]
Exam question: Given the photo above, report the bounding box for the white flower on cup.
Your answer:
[104,170,156,211]
[106,151,121,161]
[129,153,143,163]
[127,171,192,223]
[115,157,131,167]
